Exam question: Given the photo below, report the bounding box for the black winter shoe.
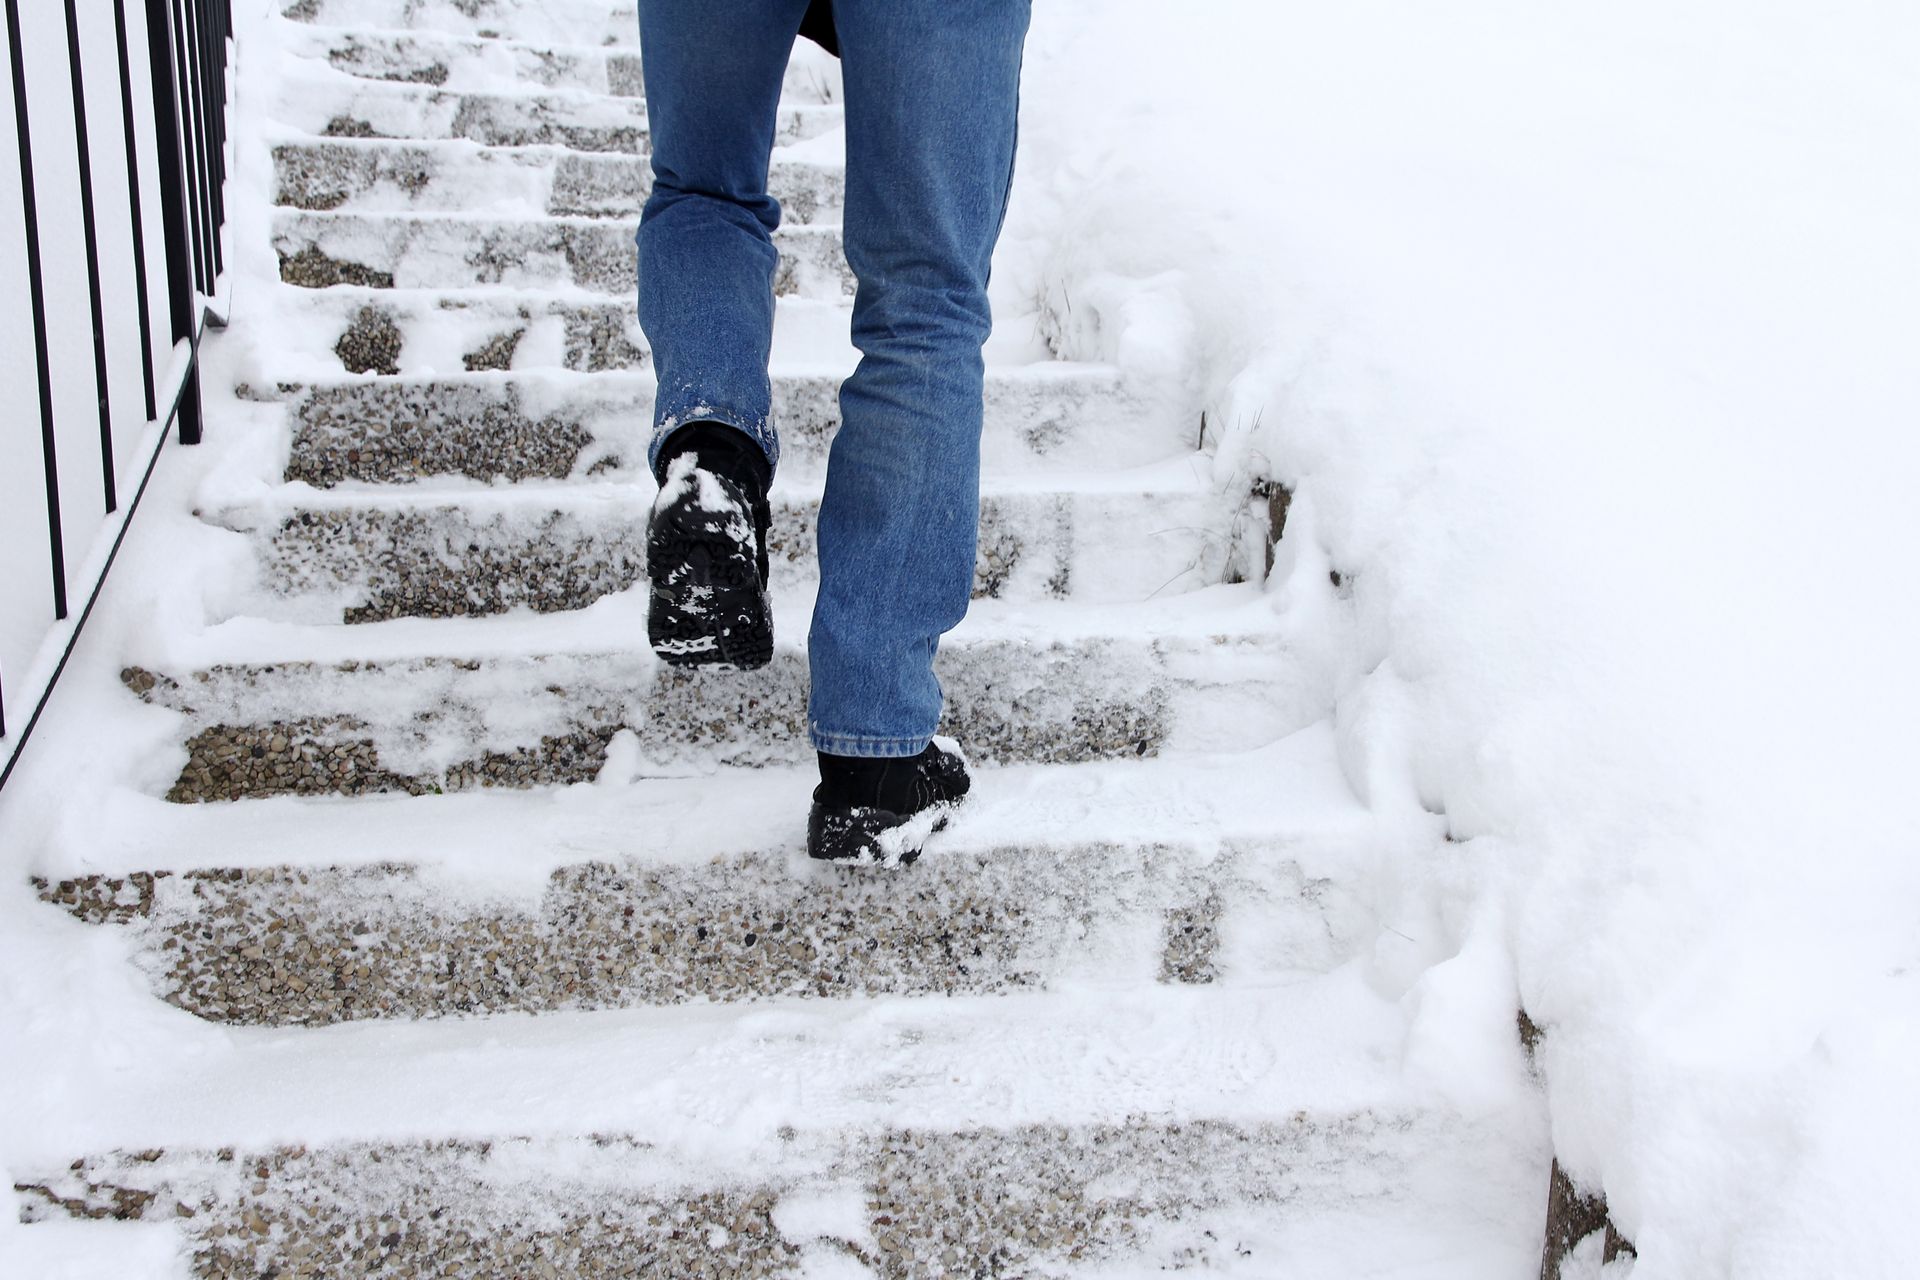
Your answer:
[646,423,773,669]
[807,739,972,867]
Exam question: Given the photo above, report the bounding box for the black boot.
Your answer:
[646,422,774,669]
[807,740,972,867]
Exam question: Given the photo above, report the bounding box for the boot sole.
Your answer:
[646,488,772,671]
[806,798,965,868]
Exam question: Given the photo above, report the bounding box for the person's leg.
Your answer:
[636,0,811,477]
[805,0,1031,759]
[637,0,810,668]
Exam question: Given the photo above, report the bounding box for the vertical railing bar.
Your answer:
[166,0,197,294]
[64,0,119,514]
[170,0,206,293]
[146,0,204,444]
[199,0,224,272]
[5,0,71,622]
[112,0,158,422]
[186,0,217,283]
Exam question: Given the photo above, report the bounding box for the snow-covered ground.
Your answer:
[1004,2,1920,1276]
[4,0,1918,1276]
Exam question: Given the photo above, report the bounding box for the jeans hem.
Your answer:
[647,406,779,480]
[808,727,934,759]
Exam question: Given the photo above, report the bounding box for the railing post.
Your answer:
[146,0,203,443]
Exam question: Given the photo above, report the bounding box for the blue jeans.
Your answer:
[636,0,1030,759]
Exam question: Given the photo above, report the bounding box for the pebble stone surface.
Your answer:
[253,492,1090,623]
[280,369,1135,487]
[18,1116,1423,1277]
[271,140,842,223]
[286,380,606,486]
[271,211,853,296]
[36,842,1229,1024]
[125,638,1178,801]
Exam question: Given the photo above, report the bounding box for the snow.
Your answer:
[3,0,1916,1274]
[1002,1,1920,1275]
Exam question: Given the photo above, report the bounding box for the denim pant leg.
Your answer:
[805,0,1031,758]
[635,0,810,480]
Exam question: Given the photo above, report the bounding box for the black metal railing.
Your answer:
[0,0,232,789]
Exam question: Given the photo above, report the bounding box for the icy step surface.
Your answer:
[38,735,1369,1024]
[281,0,645,49]
[274,367,1171,487]
[124,590,1321,799]
[40,834,1358,1023]
[15,971,1545,1278]
[22,1107,1542,1279]
[217,477,1257,622]
[278,16,843,104]
[273,137,843,221]
[284,24,648,97]
[273,210,851,296]
[269,74,838,152]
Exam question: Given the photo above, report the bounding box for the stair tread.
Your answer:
[42,730,1369,879]
[22,979,1453,1152]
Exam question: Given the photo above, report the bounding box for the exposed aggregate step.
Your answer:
[280,21,841,105]
[36,835,1352,1024]
[270,75,838,152]
[224,483,1255,622]
[293,26,642,96]
[274,368,1168,487]
[22,1109,1495,1279]
[282,0,644,49]
[310,293,652,374]
[273,137,844,220]
[273,210,851,296]
[124,598,1316,799]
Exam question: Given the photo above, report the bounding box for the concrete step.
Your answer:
[217,474,1258,622]
[273,210,851,297]
[20,1108,1541,1278]
[289,291,655,374]
[272,368,1174,488]
[280,23,842,105]
[270,289,1055,377]
[273,137,844,221]
[286,24,642,96]
[15,979,1545,1276]
[281,0,645,50]
[122,588,1322,799]
[38,834,1352,1024]
[29,731,1379,1020]
[269,72,839,153]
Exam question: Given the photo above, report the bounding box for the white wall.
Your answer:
[1,0,180,745]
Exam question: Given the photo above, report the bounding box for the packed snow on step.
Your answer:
[996,2,1920,1277]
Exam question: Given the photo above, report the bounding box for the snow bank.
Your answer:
[1003,2,1920,1275]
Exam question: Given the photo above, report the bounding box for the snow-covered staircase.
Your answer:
[17,1,1550,1274]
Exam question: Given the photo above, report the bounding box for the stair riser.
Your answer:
[274,212,851,297]
[316,297,651,375]
[309,31,645,97]
[238,492,1250,622]
[280,372,1167,487]
[282,17,843,105]
[283,0,644,51]
[24,1117,1438,1279]
[273,80,837,152]
[274,142,845,222]
[126,635,1313,800]
[39,843,1355,1023]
